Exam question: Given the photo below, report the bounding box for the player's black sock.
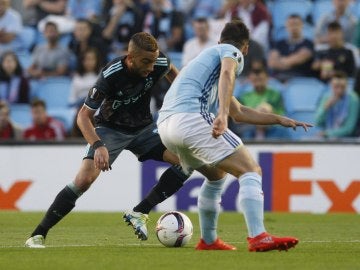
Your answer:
[31,186,79,238]
[133,165,190,214]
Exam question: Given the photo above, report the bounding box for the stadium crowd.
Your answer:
[1,0,360,141]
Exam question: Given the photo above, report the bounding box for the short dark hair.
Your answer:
[288,14,302,21]
[220,19,250,48]
[332,70,347,80]
[45,21,58,30]
[193,17,208,24]
[327,21,342,31]
[31,99,46,109]
[130,32,158,52]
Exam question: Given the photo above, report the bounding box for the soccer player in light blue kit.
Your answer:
[157,20,312,251]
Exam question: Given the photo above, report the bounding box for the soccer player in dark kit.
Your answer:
[25,32,191,248]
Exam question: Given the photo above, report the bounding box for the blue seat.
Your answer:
[33,77,72,108]
[312,0,334,23]
[10,104,32,128]
[167,52,183,70]
[271,0,313,30]
[17,51,32,69]
[19,26,37,52]
[282,77,326,113]
[48,107,77,132]
[287,111,320,140]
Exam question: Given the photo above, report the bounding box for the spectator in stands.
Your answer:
[181,17,217,67]
[316,71,359,139]
[68,47,101,137]
[233,67,286,140]
[23,0,67,27]
[28,21,71,79]
[23,99,66,140]
[219,0,271,51]
[0,51,30,104]
[268,14,314,82]
[242,39,265,77]
[102,0,143,56]
[315,0,356,45]
[143,0,185,52]
[69,48,102,108]
[0,0,23,54]
[312,21,356,81]
[69,19,108,65]
[0,100,23,139]
[66,0,102,22]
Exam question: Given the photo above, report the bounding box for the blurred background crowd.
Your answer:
[1,0,360,142]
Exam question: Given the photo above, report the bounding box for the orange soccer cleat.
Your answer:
[247,232,299,252]
[195,238,237,250]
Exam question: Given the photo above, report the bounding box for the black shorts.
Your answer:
[84,123,166,165]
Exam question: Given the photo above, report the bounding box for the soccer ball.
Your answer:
[156,211,193,247]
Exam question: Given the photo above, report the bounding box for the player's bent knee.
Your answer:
[74,174,97,192]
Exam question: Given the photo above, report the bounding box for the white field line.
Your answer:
[1,240,360,249]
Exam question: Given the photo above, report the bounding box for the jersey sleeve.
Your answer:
[155,51,171,78]
[217,44,244,77]
[84,74,107,110]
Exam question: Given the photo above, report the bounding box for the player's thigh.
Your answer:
[162,149,180,165]
[127,123,167,162]
[197,165,227,181]
[74,158,101,191]
[216,146,261,178]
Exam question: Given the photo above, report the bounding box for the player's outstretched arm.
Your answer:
[229,97,313,131]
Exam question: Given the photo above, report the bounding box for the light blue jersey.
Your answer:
[157,44,244,124]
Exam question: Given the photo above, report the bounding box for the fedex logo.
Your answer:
[0,180,32,210]
[141,152,360,213]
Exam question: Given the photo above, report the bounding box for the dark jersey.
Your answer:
[84,52,170,132]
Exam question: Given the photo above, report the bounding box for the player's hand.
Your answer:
[94,146,110,172]
[278,116,313,132]
[212,114,228,138]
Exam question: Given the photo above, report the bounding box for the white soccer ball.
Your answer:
[156,211,193,247]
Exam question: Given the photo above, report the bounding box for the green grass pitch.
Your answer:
[0,212,359,270]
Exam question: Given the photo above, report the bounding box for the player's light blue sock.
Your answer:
[238,172,266,238]
[197,177,226,244]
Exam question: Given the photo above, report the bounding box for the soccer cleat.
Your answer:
[195,238,237,250]
[123,211,149,241]
[247,232,299,252]
[24,235,45,248]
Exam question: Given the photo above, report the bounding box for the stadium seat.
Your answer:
[33,77,72,108]
[17,51,32,70]
[282,77,326,113]
[48,107,77,132]
[10,104,32,128]
[312,0,334,23]
[287,111,320,140]
[271,0,313,30]
[19,26,37,52]
[167,52,183,70]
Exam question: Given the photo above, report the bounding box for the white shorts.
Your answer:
[158,112,243,174]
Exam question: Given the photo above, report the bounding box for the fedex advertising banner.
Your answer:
[0,144,359,213]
